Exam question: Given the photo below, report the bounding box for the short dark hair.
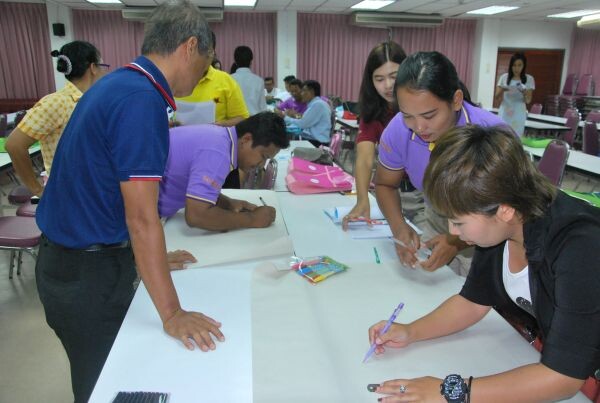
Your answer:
[424,125,556,222]
[289,79,303,88]
[395,51,473,106]
[359,41,406,124]
[235,112,290,149]
[303,80,321,97]
[234,45,253,68]
[283,75,296,83]
[51,41,101,81]
[264,77,274,82]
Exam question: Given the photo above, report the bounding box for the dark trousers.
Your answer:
[35,235,137,403]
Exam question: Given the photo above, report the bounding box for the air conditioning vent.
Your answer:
[577,14,600,30]
[350,12,444,28]
[122,7,223,22]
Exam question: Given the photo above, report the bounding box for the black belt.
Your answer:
[42,234,131,252]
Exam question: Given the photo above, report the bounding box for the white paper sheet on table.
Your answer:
[89,268,253,403]
[323,205,423,238]
[164,190,294,267]
[174,100,215,125]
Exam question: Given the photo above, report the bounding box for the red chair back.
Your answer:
[538,140,570,186]
[563,114,580,146]
[586,110,600,124]
[529,103,542,114]
[562,73,577,95]
[583,122,599,156]
[575,74,594,96]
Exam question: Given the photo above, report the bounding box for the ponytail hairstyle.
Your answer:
[395,51,475,107]
[51,41,101,81]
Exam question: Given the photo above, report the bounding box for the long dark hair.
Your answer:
[507,52,527,84]
[50,41,100,81]
[394,51,474,106]
[359,41,406,124]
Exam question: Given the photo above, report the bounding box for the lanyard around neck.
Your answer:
[124,62,177,111]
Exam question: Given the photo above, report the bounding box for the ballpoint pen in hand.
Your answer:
[363,302,404,363]
[391,237,432,262]
[259,196,267,206]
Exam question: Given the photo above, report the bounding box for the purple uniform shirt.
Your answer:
[378,102,506,191]
[277,97,307,114]
[158,125,238,217]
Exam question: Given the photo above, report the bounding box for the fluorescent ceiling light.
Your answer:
[224,0,256,6]
[547,9,600,18]
[86,0,122,3]
[466,6,519,15]
[351,1,394,10]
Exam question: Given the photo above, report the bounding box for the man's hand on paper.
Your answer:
[163,308,225,351]
[167,249,197,271]
[229,198,257,213]
[250,206,276,228]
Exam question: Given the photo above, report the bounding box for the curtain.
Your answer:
[210,12,276,78]
[297,14,476,101]
[0,2,55,99]
[72,10,144,71]
[567,28,600,92]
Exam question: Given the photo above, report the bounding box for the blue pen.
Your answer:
[363,302,405,363]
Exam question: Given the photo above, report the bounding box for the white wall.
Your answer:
[470,18,574,108]
[45,2,74,90]
[275,11,297,90]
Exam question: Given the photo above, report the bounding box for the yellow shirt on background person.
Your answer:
[176,66,249,123]
[17,80,82,175]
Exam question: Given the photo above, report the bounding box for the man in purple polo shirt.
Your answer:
[275,78,306,117]
[159,112,289,231]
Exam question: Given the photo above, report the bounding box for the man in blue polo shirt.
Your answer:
[284,79,332,147]
[35,2,222,402]
[158,112,288,230]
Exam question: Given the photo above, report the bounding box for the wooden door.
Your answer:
[493,49,564,110]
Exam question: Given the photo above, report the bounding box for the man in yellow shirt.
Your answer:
[176,32,249,127]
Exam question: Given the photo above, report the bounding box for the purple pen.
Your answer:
[363,303,405,363]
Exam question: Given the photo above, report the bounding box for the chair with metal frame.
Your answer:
[537,139,570,187]
[582,122,599,157]
[529,103,542,114]
[0,216,41,279]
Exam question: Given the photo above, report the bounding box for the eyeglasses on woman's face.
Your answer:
[95,63,110,70]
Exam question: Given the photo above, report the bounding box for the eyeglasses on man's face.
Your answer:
[96,63,110,70]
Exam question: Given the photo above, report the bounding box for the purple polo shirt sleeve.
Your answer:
[378,114,408,171]
[186,148,232,205]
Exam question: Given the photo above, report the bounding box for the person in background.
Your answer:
[35,3,221,402]
[275,78,306,117]
[6,41,107,197]
[369,125,600,403]
[176,31,249,127]
[284,80,331,147]
[374,51,506,275]
[341,41,406,228]
[231,45,267,115]
[159,112,288,231]
[495,52,535,136]
[264,76,282,104]
[279,75,295,99]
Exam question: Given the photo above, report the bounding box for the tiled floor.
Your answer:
[0,176,72,402]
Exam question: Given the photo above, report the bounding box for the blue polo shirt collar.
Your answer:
[130,56,174,102]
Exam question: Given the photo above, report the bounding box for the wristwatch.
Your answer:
[440,374,468,403]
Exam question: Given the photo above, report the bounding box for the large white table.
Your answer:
[90,173,588,402]
[524,145,600,176]
[491,108,600,130]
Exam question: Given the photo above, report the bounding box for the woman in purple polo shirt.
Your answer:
[375,51,505,274]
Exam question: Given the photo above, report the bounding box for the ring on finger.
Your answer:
[399,384,407,393]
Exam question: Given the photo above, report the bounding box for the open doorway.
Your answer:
[493,49,564,110]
